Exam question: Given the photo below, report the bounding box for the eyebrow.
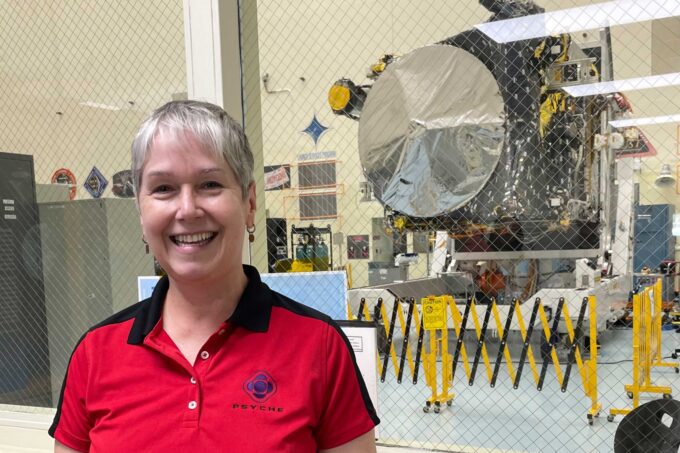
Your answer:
[145,167,224,178]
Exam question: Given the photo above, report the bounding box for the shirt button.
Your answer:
[200,351,210,360]
[188,401,197,410]
[190,377,197,385]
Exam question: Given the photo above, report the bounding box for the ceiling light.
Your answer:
[475,0,680,44]
[562,72,680,97]
[79,101,121,111]
[609,114,680,128]
[655,164,676,188]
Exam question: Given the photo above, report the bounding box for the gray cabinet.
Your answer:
[633,204,676,301]
[40,198,154,404]
[634,204,675,272]
[0,152,50,407]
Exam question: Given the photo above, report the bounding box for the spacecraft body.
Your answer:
[331,0,607,254]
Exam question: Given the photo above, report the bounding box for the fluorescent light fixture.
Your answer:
[79,101,121,111]
[563,72,680,97]
[609,114,680,128]
[475,0,680,44]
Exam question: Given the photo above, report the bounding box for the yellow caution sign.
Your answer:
[422,296,446,330]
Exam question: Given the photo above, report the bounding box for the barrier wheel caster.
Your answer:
[433,405,441,414]
[607,415,615,422]
[423,405,430,413]
[673,353,678,359]
[627,392,633,399]
[664,393,672,400]
[675,367,679,374]
[587,415,593,426]
[446,400,453,407]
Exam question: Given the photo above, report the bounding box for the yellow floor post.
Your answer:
[426,329,438,408]
[585,295,601,423]
[421,296,452,413]
[651,278,679,372]
[609,293,640,419]
[610,289,672,421]
[440,318,453,409]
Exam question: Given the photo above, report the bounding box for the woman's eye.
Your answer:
[202,181,223,189]
[151,185,173,193]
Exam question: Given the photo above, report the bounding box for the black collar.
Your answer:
[128,265,273,344]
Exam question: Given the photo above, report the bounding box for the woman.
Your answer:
[50,100,379,452]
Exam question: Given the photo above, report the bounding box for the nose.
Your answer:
[176,186,202,220]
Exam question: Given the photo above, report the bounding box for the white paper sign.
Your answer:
[338,321,379,439]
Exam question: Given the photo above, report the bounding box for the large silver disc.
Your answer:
[359,45,505,218]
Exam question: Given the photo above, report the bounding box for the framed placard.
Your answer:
[336,320,379,439]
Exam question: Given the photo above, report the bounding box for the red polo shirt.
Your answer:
[49,265,379,452]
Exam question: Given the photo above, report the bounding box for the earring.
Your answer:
[142,235,149,254]
[247,225,256,243]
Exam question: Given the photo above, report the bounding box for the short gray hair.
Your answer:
[131,100,254,199]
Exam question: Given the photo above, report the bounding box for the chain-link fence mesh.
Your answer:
[2,1,680,452]
[0,0,185,410]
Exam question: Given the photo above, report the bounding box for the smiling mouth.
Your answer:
[170,232,218,246]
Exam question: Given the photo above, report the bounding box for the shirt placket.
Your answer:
[145,322,231,428]
[184,322,231,426]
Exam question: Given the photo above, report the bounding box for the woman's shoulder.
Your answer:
[90,300,145,332]
[75,300,146,350]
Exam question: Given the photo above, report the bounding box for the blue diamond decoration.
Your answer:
[84,166,108,198]
[302,114,329,146]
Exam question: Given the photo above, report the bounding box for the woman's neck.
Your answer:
[162,270,248,341]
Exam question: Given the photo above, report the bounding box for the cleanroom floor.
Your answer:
[375,328,680,453]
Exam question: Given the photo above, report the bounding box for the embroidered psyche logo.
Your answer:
[243,371,277,403]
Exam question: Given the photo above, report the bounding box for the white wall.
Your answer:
[0,0,186,200]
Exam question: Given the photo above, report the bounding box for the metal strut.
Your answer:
[413,315,425,384]
[538,298,565,391]
[470,302,493,386]
[491,299,516,388]
[452,297,472,382]
[357,298,366,321]
[398,298,415,383]
[381,298,400,382]
[514,298,541,389]
[562,297,588,392]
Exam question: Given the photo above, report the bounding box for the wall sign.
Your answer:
[347,234,369,259]
[301,114,329,146]
[613,126,656,158]
[51,168,77,200]
[298,150,336,162]
[264,165,291,190]
[112,170,135,198]
[84,166,108,198]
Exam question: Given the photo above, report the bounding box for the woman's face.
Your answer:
[138,130,256,283]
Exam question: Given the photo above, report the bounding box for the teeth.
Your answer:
[174,232,214,244]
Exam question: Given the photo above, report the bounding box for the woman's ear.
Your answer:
[246,182,257,226]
